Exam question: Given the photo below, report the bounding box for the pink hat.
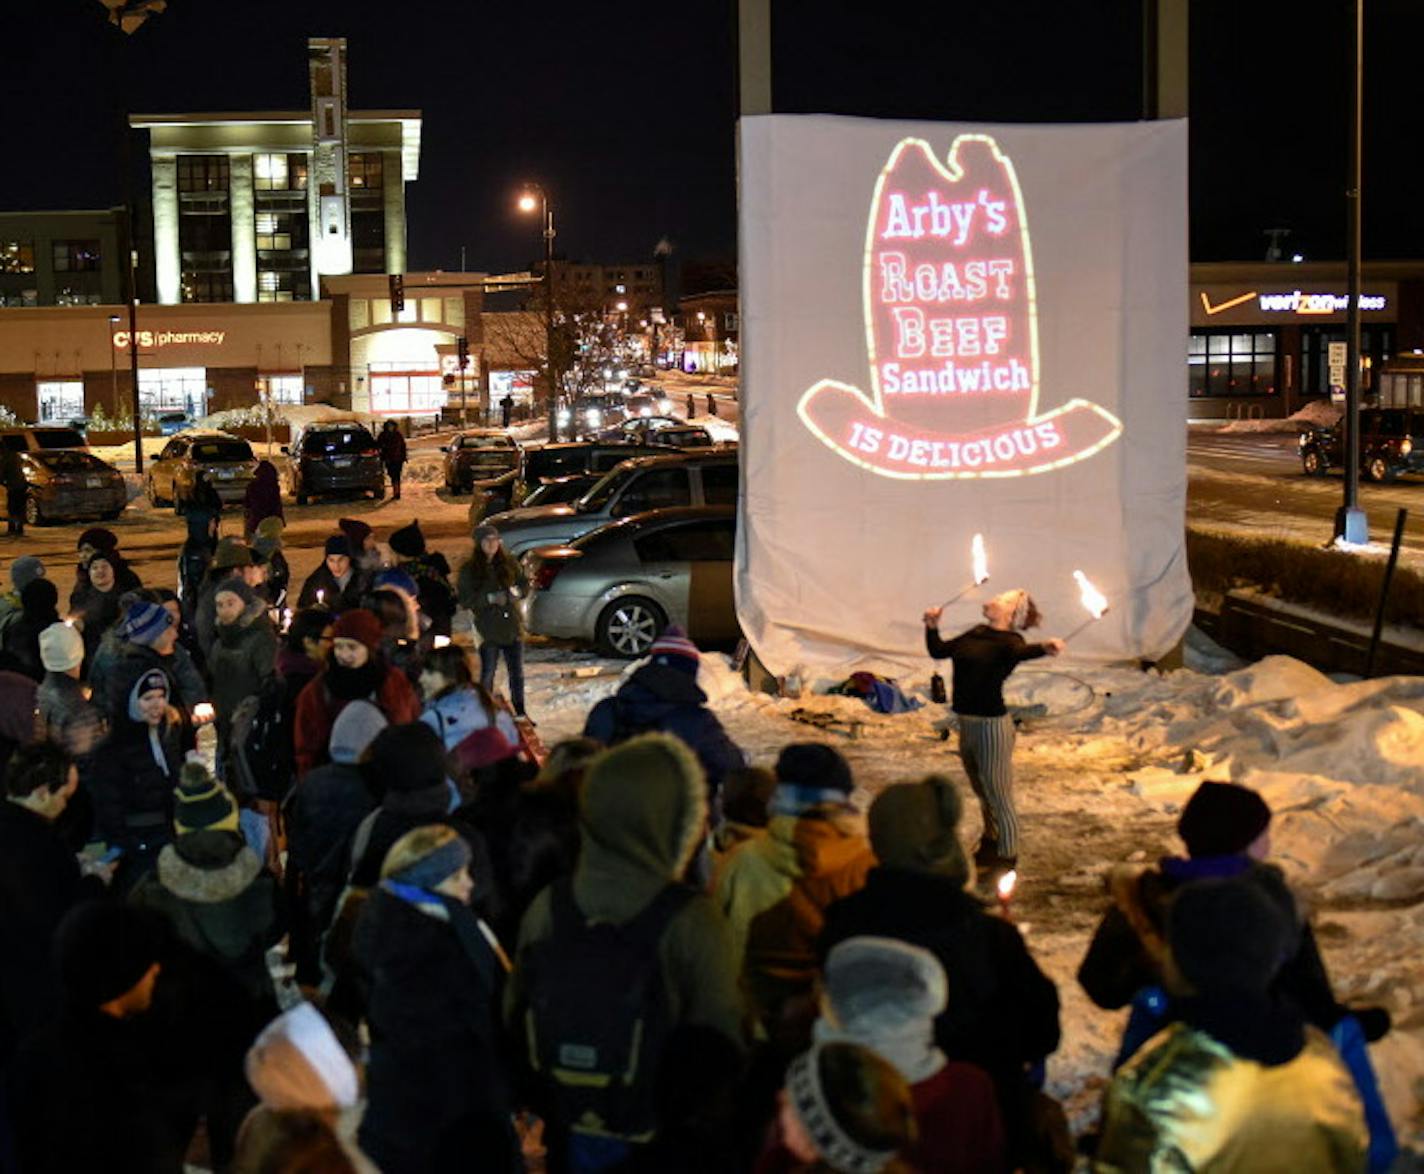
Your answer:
[453,726,518,772]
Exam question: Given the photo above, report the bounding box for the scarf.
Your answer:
[324,656,385,702]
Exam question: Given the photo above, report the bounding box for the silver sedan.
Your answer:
[520,505,738,656]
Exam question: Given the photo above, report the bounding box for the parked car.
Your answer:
[13,448,126,525]
[512,440,678,507]
[646,425,716,449]
[521,505,738,656]
[595,415,682,443]
[521,472,601,508]
[155,411,193,436]
[145,430,258,507]
[489,450,739,556]
[1298,407,1424,482]
[559,393,629,439]
[0,426,88,453]
[441,429,520,495]
[283,420,385,504]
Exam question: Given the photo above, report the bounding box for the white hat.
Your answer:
[39,622,84,673]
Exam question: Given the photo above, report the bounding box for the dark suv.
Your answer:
[512,440,676,507]
[284,421,385,504]
[1299,407,1424,482]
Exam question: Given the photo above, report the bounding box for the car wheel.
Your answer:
[1367,456,1394,483]
[147,478,167,507]
[1301,449,1327,477]
[23,494,41,526]
[597,597,667,658]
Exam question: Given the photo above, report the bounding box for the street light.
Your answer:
[518,184,558,440]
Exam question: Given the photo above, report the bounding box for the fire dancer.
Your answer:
[922,589,1063,875]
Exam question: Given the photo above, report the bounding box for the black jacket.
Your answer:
[353,885,517,1172]
[820,867,1061,1089]
[0,803,105,1056]
[85,715,181,867]
[925,624,1049,717]
[297,561,369,611]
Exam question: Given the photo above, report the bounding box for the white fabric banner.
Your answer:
[736,115,1192,677]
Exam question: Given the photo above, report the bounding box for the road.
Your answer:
[1187,428,1424,565]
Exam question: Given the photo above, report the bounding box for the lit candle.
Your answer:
[192,702,215,725]
[432,635,452,649]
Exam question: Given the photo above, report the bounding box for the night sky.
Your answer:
[4,1,1423,277]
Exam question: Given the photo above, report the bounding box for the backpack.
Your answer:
[231,674,293,802]
[521,878,694,1142]
[177,545,211,623]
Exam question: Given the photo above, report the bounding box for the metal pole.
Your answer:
[1335,0,1366,543]
[117,53,144,473]
[108,315,119,414]
[544,195,558,441]
[1365,507,1406,676]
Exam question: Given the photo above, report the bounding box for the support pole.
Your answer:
[1336,0,1367,544]
[1365,507,1406,677]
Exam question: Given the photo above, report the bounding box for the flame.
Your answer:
[316,589,325,605]
[432,635,452,649]
[192,702,215,724]
[996,869,1018,900]
[971,533,989,585]
[1072,570,1108,619]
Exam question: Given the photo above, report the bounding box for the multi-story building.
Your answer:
[678,289,738,373]
[131,37,420,306]
[0,210,124,308]
[536,260,664,319]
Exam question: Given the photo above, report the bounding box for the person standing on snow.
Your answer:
[458,525,530,718]
[922,589,1062,877]
[377,420,407,501]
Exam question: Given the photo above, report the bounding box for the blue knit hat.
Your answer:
[121,600,173,647]
[372,567,419,597]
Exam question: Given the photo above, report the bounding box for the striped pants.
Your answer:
[956,713,1020,860]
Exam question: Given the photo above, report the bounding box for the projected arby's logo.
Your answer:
[797,135,1122,479]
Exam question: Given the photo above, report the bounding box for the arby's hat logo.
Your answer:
[797,135,1122,479]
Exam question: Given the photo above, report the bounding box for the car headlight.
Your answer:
[556,409,572,425]
[1298,433,1308,448]
[586,409,602,426]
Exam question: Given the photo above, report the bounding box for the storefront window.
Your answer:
[1188,331,1276,397]
[264,374,304,405]
[36,380,85,423]
[1301,326,1393,396]
[489,370,536,409]
[138,368,208,417]
[369,367,445,415]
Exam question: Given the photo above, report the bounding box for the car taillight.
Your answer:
[533,563,563,591]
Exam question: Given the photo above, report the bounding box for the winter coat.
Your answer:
[421,685,520,752]
[0,670,37,777]
[292,658,420,777]
[353,885,518,1172]
[36,671,104,756]
[194,569,249,660]
[207,598,278,745]
[714,806,874,1016]
[457,550,528,646]
[1094,1015,1367,1173]
[506,737,745,1054]
[399,554,458,636]
[1078,855,1349,1036]
[376,426,408,468]
[820,867,1060,1112]
[130,830,283,1004]
[347,785,457,889]
[242,460,284,537]
[68,581,124,658]
[97,644,203,727]
[285,759,379,940]
[583,662,746,792]
[259,548,290,608]
[85,709,181,869]
[908,1062,1008,1174]
[0,802,105,1056]
[7,1007,190,1174]
[0,587,59,680]
[297,561,370,611]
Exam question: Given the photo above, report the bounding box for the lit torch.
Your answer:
[1063,570,1109,642]
[996,868,1018,917]
[940,533,990,609]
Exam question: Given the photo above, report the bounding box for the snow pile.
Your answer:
[1215,398,1341,434]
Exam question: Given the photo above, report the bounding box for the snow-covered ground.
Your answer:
[520,637,1424,1154]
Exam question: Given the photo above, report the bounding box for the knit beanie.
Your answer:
[211,536,254,570]
[389,519,426,557]
[324,533,352,558]
[120,599,173,647]
[772,743,854,816]
[648,624,700,675]
[39,622,85,672]
[331,608,383,652]
[381,827,473,890]
[76,527,118,554]
[783,1042,915,1174]
[245,1003,360,1112]
[1177,782,1272,858]
[818,937,948,1084]
[1168,877,1292,995]
[369,722,449,794]
[453,725,517,773]
[338,517,372,550]
[126,668,169,721]
[372,567,419,597]
[868,776,969,882]
[722,765,777,828]
[328,699,389,765]
[254,515,285,544]
[473,523,499,545]
[10,555,44,593]
[21,577,59,617]
[173,760,240,835]
[213,578,258,608]
[54,902,168,1009]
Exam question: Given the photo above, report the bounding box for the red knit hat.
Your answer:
[453,726,518,772]
[648,624,700,667]
[331,608,383,652]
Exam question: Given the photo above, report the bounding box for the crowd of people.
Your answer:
[0,505,1401,1173]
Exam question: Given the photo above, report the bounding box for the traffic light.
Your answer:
[388,273,404,313]
[457,335,469,369]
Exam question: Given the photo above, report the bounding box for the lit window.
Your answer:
[0,240,36,274]
[36,380,85,423]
